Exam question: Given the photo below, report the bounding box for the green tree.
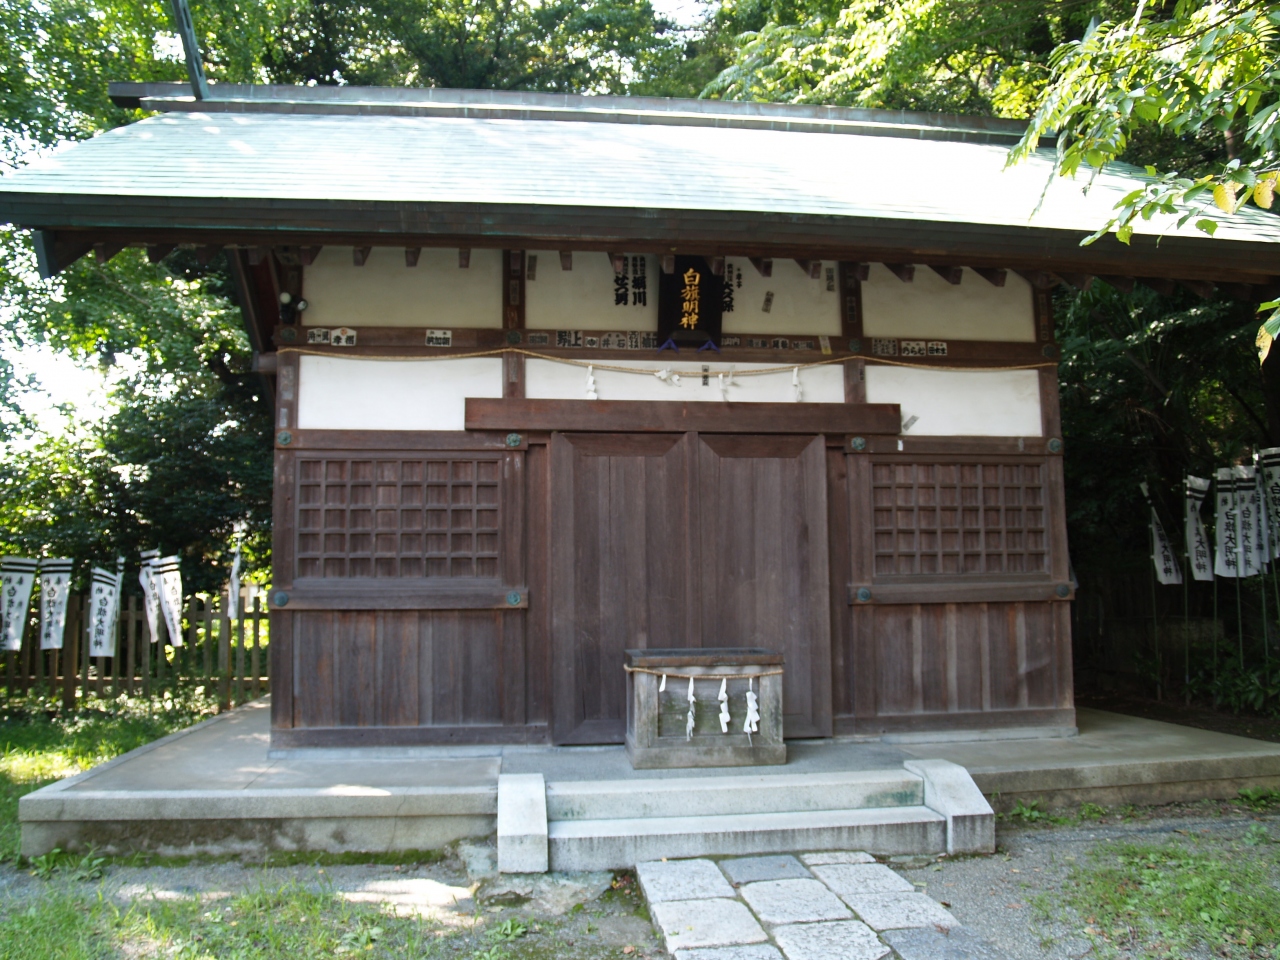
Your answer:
[1010,1,1280,246]
[703,0,1127,114]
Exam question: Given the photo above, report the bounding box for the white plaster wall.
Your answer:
[864,366,1042,436]
[302,246,503,328]
[525,358,845,403]
[297,356,504,431]
[525,251,659,330]
[861,264,1035,342]
[722,258,841,335]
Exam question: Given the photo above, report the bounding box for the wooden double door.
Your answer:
[549,431,833,743]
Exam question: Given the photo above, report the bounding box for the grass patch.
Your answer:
[1,688,219,863]
[0,882,460,960]
[1047,836,1280,958]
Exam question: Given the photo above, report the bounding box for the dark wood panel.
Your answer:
[336,611,377,726]
[467,399,901,435]
[271,724,549,747]
[697,434,833,738]
[841,600,1070,725]
[835,707,1076,736]
[294,611,335,728]
[426,611,504,727]
[848,581,1072,604]
[269,609,294,729]
[827,447,852,719]
[283,578,527,610]
[850,438,1060,456]
[550,432,692,743]
[377,612,420,726]
[281,431,521,451]
[525,442,552,726]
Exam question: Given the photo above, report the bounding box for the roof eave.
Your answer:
[1,193,1276,284]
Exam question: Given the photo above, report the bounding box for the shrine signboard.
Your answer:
[658,255,723,347]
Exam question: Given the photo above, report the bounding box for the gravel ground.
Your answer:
[903,802,1280,960]
[1,804,1276,959]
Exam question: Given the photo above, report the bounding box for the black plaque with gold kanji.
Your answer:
[658,255,723,346]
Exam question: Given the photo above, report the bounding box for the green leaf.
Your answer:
[1195,219,1218,236]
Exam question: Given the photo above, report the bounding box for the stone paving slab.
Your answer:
[799,850,876,866]
[650,898,769,951]
[720,855,810,884]
[739,878,851,925]
[883,925,1005,960]
[772,920,890,960]
[844,892,960,931]
[674,945,784,960]
[810,862,915,896]
[637,859,735,902]
[644,851,996,960]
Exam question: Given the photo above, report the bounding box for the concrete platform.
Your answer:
[19,699,1280,857]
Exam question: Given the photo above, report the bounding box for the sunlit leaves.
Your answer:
[1009,2,1280,244]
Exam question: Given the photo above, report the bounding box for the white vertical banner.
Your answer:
[1139,484,1182,585]
[227,544,243,621]
[1185,476,1214,581]
[1215,468,1242,578]
[155,555,184,647]
[1235,465,1264,577]
[1260,447,1280,559]
[138,549,162,643]
[38,559,73,650]
[88,563,124,658]
[0,557,38,652]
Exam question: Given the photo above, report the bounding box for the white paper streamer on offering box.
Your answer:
[38,559,74,650]
[0,557,37,652]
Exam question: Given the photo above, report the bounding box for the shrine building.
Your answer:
[4,83,1279,750]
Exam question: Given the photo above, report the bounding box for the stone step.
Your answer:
[545,769,924,822]
[546,805,946,871]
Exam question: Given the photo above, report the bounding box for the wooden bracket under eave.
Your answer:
[31,231,92,279]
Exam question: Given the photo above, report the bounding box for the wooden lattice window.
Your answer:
[871,462,1047,576]
[296,457,501,578]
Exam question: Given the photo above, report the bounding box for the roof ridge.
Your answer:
[108,82,1042,145]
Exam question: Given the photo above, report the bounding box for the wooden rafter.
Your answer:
[883,263,915,282]
[929,264,963,285]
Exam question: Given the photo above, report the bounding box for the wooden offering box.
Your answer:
[625,648,786,769]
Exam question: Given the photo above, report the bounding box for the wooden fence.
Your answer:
[1,592,269,711]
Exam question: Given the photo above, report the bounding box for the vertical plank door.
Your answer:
[696,434,833,738]
[549,432,693,744]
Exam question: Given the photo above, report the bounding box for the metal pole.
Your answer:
[168,0,210,100]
